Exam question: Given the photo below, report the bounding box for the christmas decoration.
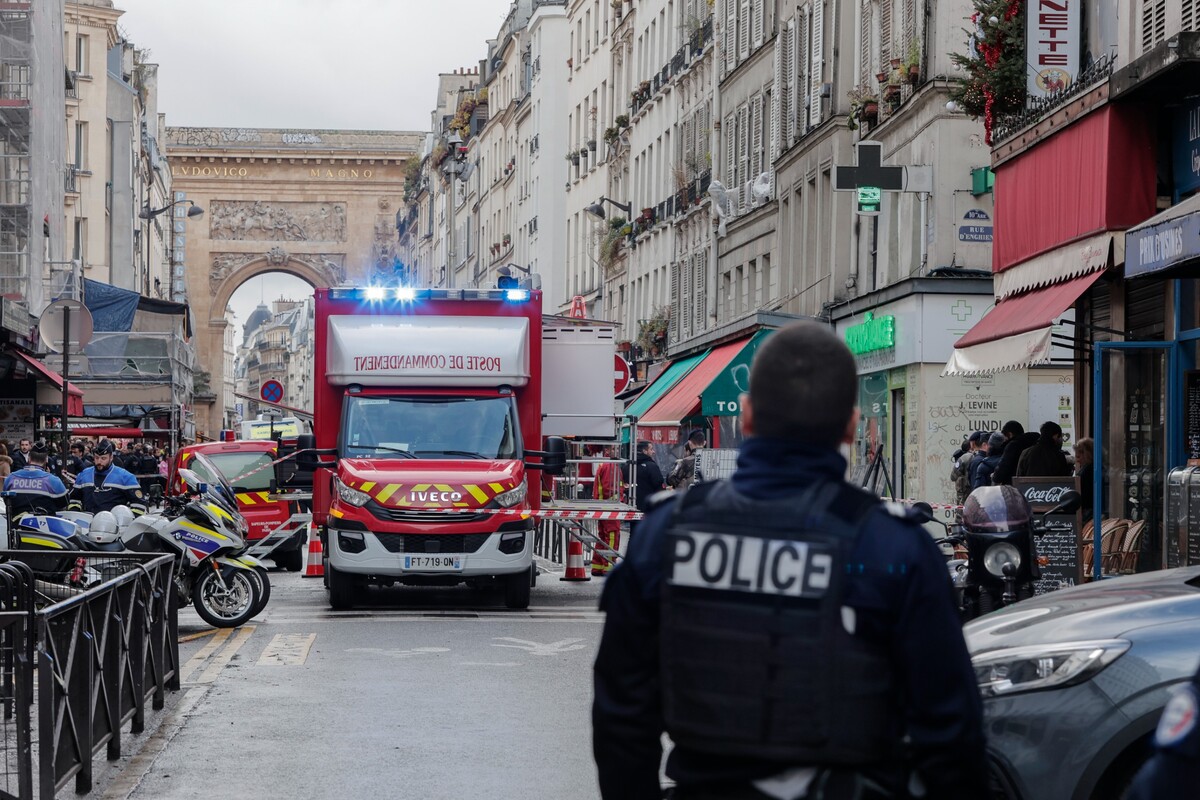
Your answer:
[949,0,1026,145]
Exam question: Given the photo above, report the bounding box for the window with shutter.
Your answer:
[880,0,893,65]
[809,0,824,129]
[860,0,872,86]
[679,258,692,339]
[725,0,738,74]
[771,36,783,162]
[739,103,751,190]
[725,112,737,187]
[790,15,801,142]
[902,0,916,52]
[1184,0,1197,32]
[752,94,764,180]
[740,0,751,61]
[753,0,764,48]
[693,254,707,331]
[669,261,680,340]
[683,116,694,167]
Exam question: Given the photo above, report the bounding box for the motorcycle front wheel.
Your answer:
[192,567,259,628]
[249,566,271,618]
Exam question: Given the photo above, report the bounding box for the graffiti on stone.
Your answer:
[209,201,347,242]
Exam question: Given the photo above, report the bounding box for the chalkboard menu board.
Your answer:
[1188,371,1200,465]
[1014,478,1081,593]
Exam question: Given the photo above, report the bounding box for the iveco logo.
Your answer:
[411,491,463,503]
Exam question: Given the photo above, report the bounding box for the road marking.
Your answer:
[345,646,450,659]
[257,633,316,666]
[459,661,521,667]
[100,685,211,800]
[179,628,232,683]
[491,637,588,656]
[178,629,219,644]
[196,625,256,684]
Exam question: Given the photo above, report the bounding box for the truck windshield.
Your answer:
[341,396,521,460]
[206,452,275,492]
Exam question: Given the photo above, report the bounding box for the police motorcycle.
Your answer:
[912,485,1081,621]
[116,468,269,628]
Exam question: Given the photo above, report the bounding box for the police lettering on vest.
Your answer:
[668,530,834,598]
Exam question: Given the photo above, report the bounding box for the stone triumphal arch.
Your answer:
[166,127,424,436]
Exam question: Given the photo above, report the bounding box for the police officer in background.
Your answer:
[3,441,67,517]
[1128,661,1200,799]
[67,439,147,515]
[592,322,986,800]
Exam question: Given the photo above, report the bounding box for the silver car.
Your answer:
[965,566,1200,800]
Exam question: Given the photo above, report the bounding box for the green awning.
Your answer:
[621,351,707,441]
[700,329,773,415]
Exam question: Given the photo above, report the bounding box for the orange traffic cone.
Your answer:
[302,526,324,578]
[560,536,590,581]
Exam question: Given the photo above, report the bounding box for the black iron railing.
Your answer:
[992,53,1117,144]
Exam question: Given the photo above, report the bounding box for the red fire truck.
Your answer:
[297,285,579,609]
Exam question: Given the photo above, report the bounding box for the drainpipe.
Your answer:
[919,191,929,274]
[709,0,723,324]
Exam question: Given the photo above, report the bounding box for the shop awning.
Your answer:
[993,232,1121,300]
[69,426,172,438]
[699,330,772,415]
[1125,192,1200,278]
[639,340,747,426]
[11,349,84,415]
[944,269,1107,376]
[624,351,707,420]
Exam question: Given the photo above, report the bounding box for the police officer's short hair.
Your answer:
[28,443,48,465]
[748,322,856,448]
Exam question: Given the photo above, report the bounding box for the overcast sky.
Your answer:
[117,0,507,131]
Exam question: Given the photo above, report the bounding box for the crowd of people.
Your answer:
[1,438,166,518]
[950,420,1093,514]
[0,437,170,492]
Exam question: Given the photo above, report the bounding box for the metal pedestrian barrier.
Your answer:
[0,551,179,799]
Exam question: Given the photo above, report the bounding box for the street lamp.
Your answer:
[585,197,632,221]
[139,199,204,297]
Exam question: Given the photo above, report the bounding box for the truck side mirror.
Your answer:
[542,436,568,476]
[295,434,318,472]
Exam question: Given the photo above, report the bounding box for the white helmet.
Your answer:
[111,505,135,529]
[88,511,119,545]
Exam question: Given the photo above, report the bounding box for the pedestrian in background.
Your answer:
[971,432,1006,490]
[0,444,12,479]
[1016,421,1073,477]
[667,429,706,491]
[991,420,1038,486]
[10,438,31,472]
[951,431,984,505]
[593,321,986,800]
[1074,437,1094,522]
[632,440,665,513]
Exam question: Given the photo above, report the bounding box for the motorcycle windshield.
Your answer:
[187,501,244,549]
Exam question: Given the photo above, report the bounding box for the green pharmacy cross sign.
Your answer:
[856,186,882,215]
[845,312,896,355]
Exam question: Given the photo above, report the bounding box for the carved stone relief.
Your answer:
[209,200,347,242]
[209,251,347,292]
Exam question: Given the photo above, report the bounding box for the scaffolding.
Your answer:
[0,3,32,303]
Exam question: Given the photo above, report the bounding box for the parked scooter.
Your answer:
[913,486,1081,621]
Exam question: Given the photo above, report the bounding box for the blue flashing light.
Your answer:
[505,289,531,302]
[396,287,417,301]
[364,286,387,301]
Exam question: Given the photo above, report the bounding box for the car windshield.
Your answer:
[206,451,275,492]
[340,396,521,460]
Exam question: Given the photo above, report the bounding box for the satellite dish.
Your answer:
[39,299,94,353]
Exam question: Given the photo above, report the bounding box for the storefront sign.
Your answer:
[1014,477,1081,594]
[0,397,35,443]
[1027,0,1080,100]
[844,312,896,356]
[959,209,993,241]
[1126,210,1200,277]
[1174,96,1200,197]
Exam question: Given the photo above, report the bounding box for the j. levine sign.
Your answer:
[1126,210,1200,278]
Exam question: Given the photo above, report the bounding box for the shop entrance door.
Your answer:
[1091,342,1181,579]
[891,388,906,500]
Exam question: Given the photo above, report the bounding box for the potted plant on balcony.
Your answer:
[604,126,620,146]
[568,151,580,166]
[502,234,511,248]
[847,86,879,131]
[587,139,597,152]
[905,40,921,85]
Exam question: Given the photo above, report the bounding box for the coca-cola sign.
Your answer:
[1024,486,1069,505]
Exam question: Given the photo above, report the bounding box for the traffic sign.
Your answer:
[38,299,94,353]
[614,355,632,395]
[260,379,284,403]
[569,295,587,319]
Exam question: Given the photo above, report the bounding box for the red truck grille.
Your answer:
[366,502,489,524]
[375,533,491,554]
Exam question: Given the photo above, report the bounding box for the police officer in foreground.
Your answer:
[3,441,67,518]
[1128,661,1200,799]
[593,322,987,800]
[68,439,147,515]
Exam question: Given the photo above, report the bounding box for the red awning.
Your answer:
[993,105,1155,275]
[639,339,745,426]
[11,349,84,416]
[71,427,146,438]
[944,269,1106,375]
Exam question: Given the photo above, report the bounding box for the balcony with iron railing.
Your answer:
[992,53,1117,145]
[629,17,713,118]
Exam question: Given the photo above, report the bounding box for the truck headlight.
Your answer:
[494,482,527,508]
[334,476,371,507]
[983,542,1022,577]
[973,640,1130,698]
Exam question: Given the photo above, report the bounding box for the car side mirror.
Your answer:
[295,434,318,472]
[1045,489,1082,517]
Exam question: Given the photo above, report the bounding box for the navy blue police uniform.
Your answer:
[3,464,68,517]
[1128,663,1200,799]
[68,462,147,515]
[593,437,987,800]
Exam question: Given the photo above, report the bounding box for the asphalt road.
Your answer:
[100,564,608,800]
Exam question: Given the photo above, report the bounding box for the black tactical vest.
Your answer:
[660,479,898,765]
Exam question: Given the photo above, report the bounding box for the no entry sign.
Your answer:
[614,355,632,395]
